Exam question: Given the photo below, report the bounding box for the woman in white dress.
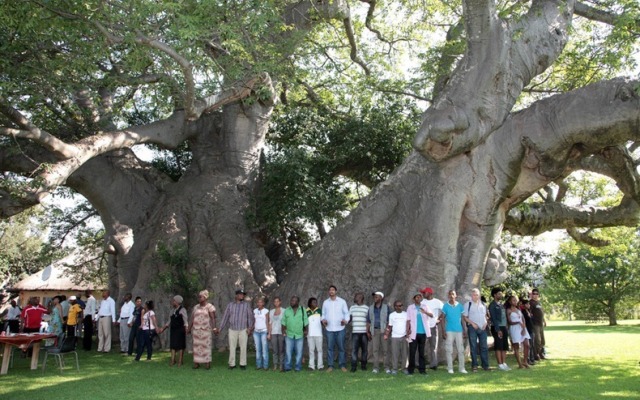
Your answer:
[506,295,531,369]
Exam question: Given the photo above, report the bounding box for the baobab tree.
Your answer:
[0,0,638,320]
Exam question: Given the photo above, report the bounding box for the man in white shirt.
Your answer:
[420,287,444,370]
[95,290,116,352]
[117,293,134,354]
[83,290,97,350]
[321,285,349,372]
[384,300,409,375]
[4,300,21,333]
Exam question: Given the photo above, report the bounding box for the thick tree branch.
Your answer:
[415,0,575,161]
[566,227,610,247]
[575,2,640,31]
[505,197,640,236]
[343,17,371,76]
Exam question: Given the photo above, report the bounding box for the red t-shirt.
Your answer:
[21,305,48,329]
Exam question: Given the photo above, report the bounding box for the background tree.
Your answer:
[546,227,640,325]
[0,0,639,326]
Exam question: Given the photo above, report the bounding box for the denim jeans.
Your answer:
[351,333,368,370]
[326,329,346,369]
[253,331,269,369]
[135,329,153,361]
[467,327,489,369]
[284,336,303,371]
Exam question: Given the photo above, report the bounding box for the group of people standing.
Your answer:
[3,284,547,375]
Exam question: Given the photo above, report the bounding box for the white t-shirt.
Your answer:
[389,311,408,338]
[254,308,269,331]
[421,298,444,328]
[307,310,323,337]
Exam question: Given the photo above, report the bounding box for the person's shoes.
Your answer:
[385,369,392,374]
[472,367,478,372]
[372,368,379,374]
[317,367,324,371]
[460,369,468,374]
[419,371,427,375]
[205,363,210,370]
[341,367,348,372]
[539,354,546,360]
[240,365,246,370]
[228,365,236,370]
[404,370,411,375]
[448,369,454,374]
[429,366,438,371]
[193,363,200,369]
[483,367,491,371]
[326,367,333,372]
[350,367,357,372]
[391,370,398,375]
[308,367,315,371]
[361,365,366,371]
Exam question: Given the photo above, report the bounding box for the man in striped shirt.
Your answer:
[349,292,369,372]
[217,289,255,370]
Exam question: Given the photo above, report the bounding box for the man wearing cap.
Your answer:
[367,291,391,374]
[217,289,255,370]
[95,290,117,353]
[420,287,444,370]
[321,285,350,372]
[117,293,134,354]
[66,296,83,338]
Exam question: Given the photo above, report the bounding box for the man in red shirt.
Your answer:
[20,297,48,333]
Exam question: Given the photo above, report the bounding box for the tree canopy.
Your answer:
[0,1,639,307]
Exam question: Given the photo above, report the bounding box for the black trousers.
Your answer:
[408,333,426,373]
[83,315,94,350]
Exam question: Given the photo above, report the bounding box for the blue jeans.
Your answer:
[253,331,269,369]
[326,329,346,369]
[468,327,489,369]
[351,333,368,370]
[135,329,154,361]
[284,336,303,371]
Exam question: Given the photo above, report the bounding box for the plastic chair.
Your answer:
[42,335,79,373]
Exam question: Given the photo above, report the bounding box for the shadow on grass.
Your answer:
[2,350,639,400]
[545,323,640,334]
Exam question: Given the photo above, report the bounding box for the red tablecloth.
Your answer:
[0,333,58,374]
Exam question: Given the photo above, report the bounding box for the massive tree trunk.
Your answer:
[65,101,277,338]
[279,78,640,304]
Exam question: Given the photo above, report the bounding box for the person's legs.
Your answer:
[372,331,382,370]
[146,331,153,360]
[228,329,239,367]
[284,336,293,371]
[350,333,359,371]
[336,329,346,369]
[128,323,138,355]
[390,338,400,371]
[454,332,466,372]
[83,316,93,350]
[103,317,112,352]
[426,326,438,368]
[408,338,418,373]
[294,337,304,371]
[417,333,426,372]
[239,329,248,367]
[253,332,262,368]
[308,335,316,369]
[359,333,368,369]
[468,328,479,369]
[533,325,543,357]
[478,329,489,369]
[445,332,454,371]
[326,331,336,369]
[120,322,130,353]
[261,332,269,368]
[314,336,324,369]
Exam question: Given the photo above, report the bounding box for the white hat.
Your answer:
[69,295,77,301]
[374,291,384,299]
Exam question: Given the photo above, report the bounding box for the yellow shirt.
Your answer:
[67,304,83,326]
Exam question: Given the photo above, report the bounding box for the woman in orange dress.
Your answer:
[188,290,216,369]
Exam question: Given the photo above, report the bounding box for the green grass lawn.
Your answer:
[1,321,639,400]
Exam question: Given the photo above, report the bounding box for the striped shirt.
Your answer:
[219,301,254,331]
[349,304,369,333]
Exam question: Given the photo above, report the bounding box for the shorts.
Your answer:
[492,326,509,351]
